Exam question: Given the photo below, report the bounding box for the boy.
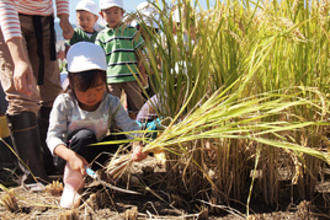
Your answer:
[96,0,146,119]
[66,0,99,47]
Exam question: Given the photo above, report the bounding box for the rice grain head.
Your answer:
[319,0,329,29]
[1,189,19,213]
[292,0,303,18]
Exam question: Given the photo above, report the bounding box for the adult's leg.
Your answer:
[6,112,49,184]
[0,82,10,138]
[0,81,7,115]
[0,16,48,184]
[28,16,62,175]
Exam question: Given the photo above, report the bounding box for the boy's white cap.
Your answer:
[99,0,123,10]
[136,2,159,28]
[67,42,107,73]
[173,8,181,23]
[75,0,99,16]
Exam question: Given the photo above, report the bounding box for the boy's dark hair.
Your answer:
[68,70,107,92]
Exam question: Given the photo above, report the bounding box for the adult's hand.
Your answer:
[59,14,74,40]
[13,60,35,96]
[7,37,35,96]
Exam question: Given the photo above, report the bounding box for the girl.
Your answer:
[46,42,147,208]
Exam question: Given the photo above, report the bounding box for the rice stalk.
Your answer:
[100,0,329,209]
[319,0,329,30]
[0,189,19,213]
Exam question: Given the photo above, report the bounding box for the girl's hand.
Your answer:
[67,151,88,175]
[132,143,147,162]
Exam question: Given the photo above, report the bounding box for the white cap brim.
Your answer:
[100,3,123,10]
[67,42,107,73]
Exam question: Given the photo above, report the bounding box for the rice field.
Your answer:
[0,0,329,218]
[126,0,330,215]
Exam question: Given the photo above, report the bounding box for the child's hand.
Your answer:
[67,152,88,175]
[132,143,147,162]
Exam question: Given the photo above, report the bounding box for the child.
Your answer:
[134,1,161,97]
[62,0,100,90]
[66,0,99,47]
[96,0,147,119]
[46,42,147,208]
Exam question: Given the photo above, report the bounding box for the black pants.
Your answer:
[55,129,127,173]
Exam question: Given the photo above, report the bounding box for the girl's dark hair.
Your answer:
[68,70,107,92]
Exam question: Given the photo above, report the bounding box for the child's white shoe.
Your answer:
[60,185,80,208]
[60,164,84,208]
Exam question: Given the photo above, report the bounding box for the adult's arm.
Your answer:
[6,38,36,96]
[58,14,74,40]
[55,0,74,40]
[0,1,34,95]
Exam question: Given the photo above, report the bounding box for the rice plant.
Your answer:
[103,0,329,214]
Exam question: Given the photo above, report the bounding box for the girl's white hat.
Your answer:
[99,0,123,10]
[67,42,107,73]
[75,0,99,16]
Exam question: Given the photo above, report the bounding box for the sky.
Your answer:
[62,0,216,24]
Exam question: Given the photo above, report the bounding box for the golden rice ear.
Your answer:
[123,206,138,220]
[45,180,64,196]
[1,189,19,213]
[59,209,79,220]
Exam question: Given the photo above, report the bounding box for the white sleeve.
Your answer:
[46,95,70,155]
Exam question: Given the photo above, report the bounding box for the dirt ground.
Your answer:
[0,156,329,220]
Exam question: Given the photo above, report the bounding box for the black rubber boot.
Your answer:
[6,111,49,185]
[38,107,58,175]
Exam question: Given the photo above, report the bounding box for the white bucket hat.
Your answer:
[136,2,159,28]
[75,0,99,16]
[67,42,107,73]
[173,8,181,23]
[99,0,124,10]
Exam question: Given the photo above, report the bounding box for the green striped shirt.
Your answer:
[95,24,144,83]
[67,27,98,45]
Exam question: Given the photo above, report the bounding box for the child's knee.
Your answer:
[68,129,98,162]
[69,129,97,148]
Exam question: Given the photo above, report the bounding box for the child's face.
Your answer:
[100,6,124,28]
[76,10,98,33]
[74,77,106,111]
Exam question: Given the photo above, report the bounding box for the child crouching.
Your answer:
[46,42,147,208]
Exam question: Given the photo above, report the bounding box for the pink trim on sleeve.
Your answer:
[55,0,69,17]
[0,0,21,41]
